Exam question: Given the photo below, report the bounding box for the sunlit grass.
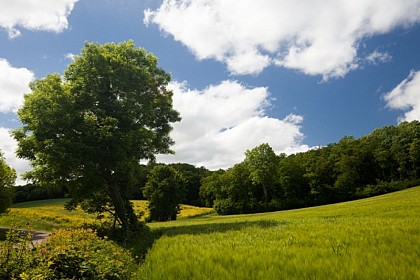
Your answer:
[1,188,418,279]
[135,186,420,280]
[0,199,97,231]
[0,199,213,232]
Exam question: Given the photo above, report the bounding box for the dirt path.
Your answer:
[0,227,50,246]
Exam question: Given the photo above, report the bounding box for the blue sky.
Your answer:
[1,0,420,185]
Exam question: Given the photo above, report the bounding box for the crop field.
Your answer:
[135,187,420,280]
[0,199,213,231]
[1,188,418,279]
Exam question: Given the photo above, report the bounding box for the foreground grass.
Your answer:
[135,187,420,280]
[0,199,213,231]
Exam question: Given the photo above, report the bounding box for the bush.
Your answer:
[0,226,35,279]
[0,228,137,280]
[358,179,420,198]
[82,220,152,260]
[213,199,241,215]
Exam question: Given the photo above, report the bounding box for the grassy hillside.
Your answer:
[0,199,213,231]
[135,187,420,280]
[1,188,418,279]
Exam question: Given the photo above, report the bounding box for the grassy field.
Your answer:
[135,187,420,280]
[1,188,418,279]
[0,199,213,231]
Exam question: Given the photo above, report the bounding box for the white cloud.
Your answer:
[64,53,77,61]
[0,58,34,113]
[384,70,420,122]
[157,80,309,169]
[145,0,420,79]
[0,0,79,38]
[366,50,392,65]
[0,127,30,185]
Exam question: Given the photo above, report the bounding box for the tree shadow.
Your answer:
[134,219,286,261]
[156,219,286,237]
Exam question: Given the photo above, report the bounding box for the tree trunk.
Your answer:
[107,182,138,234]
[262,184,269,206]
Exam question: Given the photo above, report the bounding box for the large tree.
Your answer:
[0,151,16,214]
[13,41,180,232]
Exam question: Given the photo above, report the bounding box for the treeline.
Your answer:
[13,184,68,203]
[13,163,210,207]
[12,121,420,217]
[200,121,420,214]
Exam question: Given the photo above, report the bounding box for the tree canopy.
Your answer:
[13,41,180,232]
[200,121,420,215]
[0,151,16,214]
[143,165,185,221]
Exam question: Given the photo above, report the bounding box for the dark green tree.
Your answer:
[170,163,209,206]
[143,165,185,221]
[244,143,279,205]
[0,152,16,214]
[278,154,309,204]
[212,163,255,214]
[13,41,180,232]
[409,138,420,178]
[199,169,225,207]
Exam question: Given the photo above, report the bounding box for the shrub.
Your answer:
[0,228,137,280]
[357,178,420,197]
[213,199,240,215]
[0,227,35,279]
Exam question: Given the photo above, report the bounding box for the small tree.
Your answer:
[0,151,16,214]
[143,165,185,221]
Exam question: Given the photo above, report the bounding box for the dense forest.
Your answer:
[11,120,420,217]
[201,120,420,214]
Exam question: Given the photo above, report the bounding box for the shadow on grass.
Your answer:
[158,219,286,237]
[132,219,286,261]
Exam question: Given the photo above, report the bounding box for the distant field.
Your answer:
[135,187,420,280]
[0,199,213,231]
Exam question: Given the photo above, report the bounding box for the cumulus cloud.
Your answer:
[384,70,420,122]
[157,80,309,169]
[0,59,34,113]
[0,127,30,185]
[145,0,420,79]
[0,0,79,38]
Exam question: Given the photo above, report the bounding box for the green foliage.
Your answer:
[0,226,34,279]
[244,143,279,205]
[169,163,209,206]
[212,163,257,214]
[0,228,136,280]
[143,165,186,221]
[13,184,68,203]
[13,41,180,233]
[358,178,420,197]
[199,169,225,207]
[136,187,420,280]
[202,121,420,214]
[0,151,16,215]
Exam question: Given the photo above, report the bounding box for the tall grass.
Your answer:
[135,187,420,280]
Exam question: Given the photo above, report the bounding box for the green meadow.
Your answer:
[0,199,213,231]
[136,187,420,280]
[0,187,419,279]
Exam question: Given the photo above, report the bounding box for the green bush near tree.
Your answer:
[0,228,136,280]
